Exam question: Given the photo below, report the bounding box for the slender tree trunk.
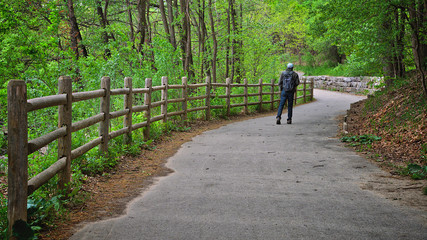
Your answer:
[229,0,241,83]
[198,0,209,81]
[408,0,427,96]
[159,0,171,44]
[66,0,88,59]
[382,7,404,85]
[208,0,217,83]
[126,0,135,46]
[226,1,231,79]
[239,2,243,81]
[136,0,148,54]
[146,2,153,44]
[146,2,156,70]
[166,0,177,49]
[96,0,111,58]
[394,8,405,78]
[180,0,194,81]
[177,0,185,69]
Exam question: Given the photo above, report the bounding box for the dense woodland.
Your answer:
[0,0,426,98]
[0,0,427,237]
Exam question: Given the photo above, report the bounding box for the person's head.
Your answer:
[287,63,294,70]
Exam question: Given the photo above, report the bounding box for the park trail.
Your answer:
[70,89,427,240]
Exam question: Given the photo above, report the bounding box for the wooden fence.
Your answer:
[7,76,313,234]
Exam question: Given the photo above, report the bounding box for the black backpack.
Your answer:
[282,71,294,91]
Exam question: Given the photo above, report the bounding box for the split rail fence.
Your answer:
[7,76,313,233]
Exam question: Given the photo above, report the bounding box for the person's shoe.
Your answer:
[276,117,281,125]
[287,119,292,124]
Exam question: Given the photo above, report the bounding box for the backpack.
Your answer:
[282,71,294,91]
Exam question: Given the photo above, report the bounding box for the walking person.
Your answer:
[276,63,300,124]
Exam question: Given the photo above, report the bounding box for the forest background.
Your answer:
[0,0,426,238]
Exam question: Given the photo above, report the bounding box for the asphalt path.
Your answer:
[71,89,427,240]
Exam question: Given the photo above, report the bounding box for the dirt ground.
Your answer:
[342,98,427,213]
[39,103,426,239]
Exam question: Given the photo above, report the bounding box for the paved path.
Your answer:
[71,89,427,240]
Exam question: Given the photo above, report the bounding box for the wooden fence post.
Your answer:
[99,76,111,154]
[205,76,211,120]
[311,79,314,101]
[58,76,72,190]
[226,78,231,116]
[182,77,188,124]
[258,79,263,112]
[294,88,298,106]
[7,80,28,237]
[303,78,307,103]
[244,79,248,114]
[270,79,275,111]
[144,78,152,141]
[161,76,168,124]
[124,77,133,144]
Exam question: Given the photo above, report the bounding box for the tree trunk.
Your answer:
[159,0,171,45]
[146,3,153,44]
[126,0,135,47]
[396,8,406,77]
[208,0,217,83]
[239,3,243,79]
[66,0,88,59]
[382,7,406,86]
[136,0,148,54]
[177,0,185,69]
[229,0,241,83]
[198,0,210,81]
[166,0,177,49]
[96,0,111,58]
[180,0,194,81]
[226,1,231,79]
[408,0,427,96]
[146,2,156,70]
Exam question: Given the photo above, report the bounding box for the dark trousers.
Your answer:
[276,89,294,120]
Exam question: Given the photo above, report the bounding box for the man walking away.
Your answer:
[276,63,300,125]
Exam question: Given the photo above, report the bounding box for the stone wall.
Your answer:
[302,76,383,94]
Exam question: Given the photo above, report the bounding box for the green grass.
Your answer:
[298,64,350,77]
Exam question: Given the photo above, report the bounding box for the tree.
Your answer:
[404,0,427,96]
[66,0,87,60]
[179,0,194,80]
[166,0,178,49]
[126,0,135,47]
[136,0,149,55]
[96,0,115,58]
[208,0,218,83]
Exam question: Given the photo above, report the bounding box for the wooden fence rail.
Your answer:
[7,76,313,235]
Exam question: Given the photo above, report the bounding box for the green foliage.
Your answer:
[299,64,346,76]
[421,143,427,162]
[400,164,427,180]
[12,219,36,240]
[303,0,418,77]
[0,195,7,239]
[340,134,382,147]
[27,195,64,230]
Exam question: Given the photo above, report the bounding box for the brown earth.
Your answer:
[38,93,426,239]
[343,94,427,212]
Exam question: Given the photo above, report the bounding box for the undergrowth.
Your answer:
[343,73,427,181]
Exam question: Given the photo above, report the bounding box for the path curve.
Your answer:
[71,89,427,240]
